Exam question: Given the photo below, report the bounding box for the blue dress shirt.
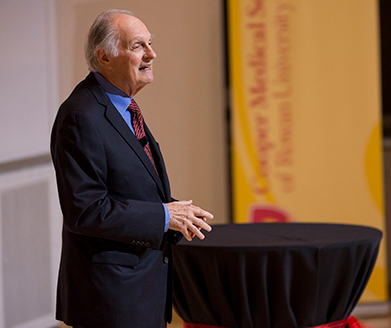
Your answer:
[93,72,170,232]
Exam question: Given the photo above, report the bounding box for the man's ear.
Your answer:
[96,48,111,69]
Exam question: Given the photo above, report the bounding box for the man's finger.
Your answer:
[190,206,214,220]
[193,218,212,232]
[177,200,193,206]
[189,226,205,240]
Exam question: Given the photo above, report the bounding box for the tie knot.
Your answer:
[129,99,141,115]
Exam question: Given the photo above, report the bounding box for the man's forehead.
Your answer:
[130,33,154,41]
[115,15,152,40]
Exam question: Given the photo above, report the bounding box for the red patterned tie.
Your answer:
[128,99,158,174]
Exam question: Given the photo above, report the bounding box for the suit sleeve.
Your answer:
[51,109,165,249]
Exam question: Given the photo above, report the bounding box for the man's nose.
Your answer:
[145,46,157,60]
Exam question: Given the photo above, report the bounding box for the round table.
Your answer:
[172,223,382,328]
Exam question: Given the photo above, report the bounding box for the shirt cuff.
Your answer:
[163,203,170,232]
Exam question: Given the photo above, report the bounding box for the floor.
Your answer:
[59,310,391,327]
[166,311,391,328]
[360,316,391,328]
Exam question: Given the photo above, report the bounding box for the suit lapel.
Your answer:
[86,74,168,201]
[144,123,171,202]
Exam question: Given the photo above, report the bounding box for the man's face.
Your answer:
[104,14,157,97]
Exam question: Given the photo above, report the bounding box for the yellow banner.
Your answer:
[228,0,387,302]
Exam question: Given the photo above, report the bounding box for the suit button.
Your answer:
[145,242,150,247]
[164,257,169,264]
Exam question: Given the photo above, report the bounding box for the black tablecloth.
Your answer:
[172,223,382,328]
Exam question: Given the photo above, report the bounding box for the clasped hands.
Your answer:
[166,200,213,241]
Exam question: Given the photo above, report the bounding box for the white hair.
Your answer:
[84,9,134,72]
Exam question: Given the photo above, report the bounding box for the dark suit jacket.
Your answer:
[51,73,181,328]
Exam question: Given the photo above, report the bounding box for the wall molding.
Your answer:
[0,154,51,174]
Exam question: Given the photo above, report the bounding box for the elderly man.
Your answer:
[51,9,213,328]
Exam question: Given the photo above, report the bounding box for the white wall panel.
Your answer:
[0,162,61,328]
[0,0,58,163]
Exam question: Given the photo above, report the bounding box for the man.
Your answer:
[51,9,213,328]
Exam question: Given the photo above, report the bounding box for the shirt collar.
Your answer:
[93,72,132,115]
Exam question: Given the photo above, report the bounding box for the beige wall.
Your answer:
[56,0,229,224]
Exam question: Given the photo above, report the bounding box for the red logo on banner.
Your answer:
[249,204,293,222]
